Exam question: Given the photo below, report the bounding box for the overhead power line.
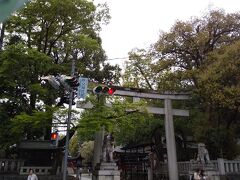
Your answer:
[106,57,129,61]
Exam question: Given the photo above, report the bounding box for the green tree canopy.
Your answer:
[124,9,240,159]
[4,0,120,83]
[0,0,120,154]
[0,44,55,150]
[76,97,159,146]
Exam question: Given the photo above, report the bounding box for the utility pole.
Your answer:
[62,52,76,180]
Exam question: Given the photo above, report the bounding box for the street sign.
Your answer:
[77,77,88,100]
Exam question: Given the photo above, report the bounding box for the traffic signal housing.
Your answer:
[108,87,116,95]
[65,76,79,88]
[41,75,60,90]
[51,132,59,146]
[93,85,116,95]
[57,96,76,106]
[58,75,79,90]
[42,75,80,90]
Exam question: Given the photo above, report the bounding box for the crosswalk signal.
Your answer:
[93,86,116,95]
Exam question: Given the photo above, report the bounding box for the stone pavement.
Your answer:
[71,173,91,180]
[81,174,91,180]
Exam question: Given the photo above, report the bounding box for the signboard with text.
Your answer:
[77,77,88,100]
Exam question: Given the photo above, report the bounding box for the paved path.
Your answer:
[81,174,91,180]
[71,173,92,180]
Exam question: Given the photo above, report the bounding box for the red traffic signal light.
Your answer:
[51,132,59,146]
[51,132,58,140]
[93,86,116,95]
[108,87,116,95]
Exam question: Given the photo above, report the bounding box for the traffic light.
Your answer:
[57,96,76,106]
[51,132,59,146]
[58,75,79,90]
[93,86,116,95]
[41,75,60,90]
[65,76,79,88]
[93,86,103,94]
[108,87,116,95]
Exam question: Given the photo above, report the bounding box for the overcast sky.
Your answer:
[93,0,240,68]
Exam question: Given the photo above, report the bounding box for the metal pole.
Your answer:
[63,52,76,180]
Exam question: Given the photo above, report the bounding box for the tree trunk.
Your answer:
[0,23,6,50]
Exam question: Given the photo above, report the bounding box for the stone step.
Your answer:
[99,166,119,170]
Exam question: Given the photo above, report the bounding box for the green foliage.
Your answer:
[11,108,54,140]
[0,107,54,150]
[69,134,80,156]
[191,41,240,159]
[124,49,155,89]
[193,119,239,159]
[79,141,94,164]
[77,100,115,141]
[125,10,240,92]
[124,9,240,159]
[197,41,240,110]
[0,0,120,155]
[76,97,157,146]
[69,136,94,164]
[5,0,120,83]
[112,105,158,145]
[0,44,53,113]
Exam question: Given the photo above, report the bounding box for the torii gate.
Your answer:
[86,87,190,180]
[114,87,189,180]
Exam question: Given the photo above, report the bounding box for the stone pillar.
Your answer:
[164,99,178,180]
[93,129,105,168]
[93,162,120,180]
[217,158,225,175]
[148,167,153,180]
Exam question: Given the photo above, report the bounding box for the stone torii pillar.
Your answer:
[164,98,178,180]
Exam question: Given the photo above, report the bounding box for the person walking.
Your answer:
[27,169,38,180]
[193,169,201,180]
[199,170,207,180]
